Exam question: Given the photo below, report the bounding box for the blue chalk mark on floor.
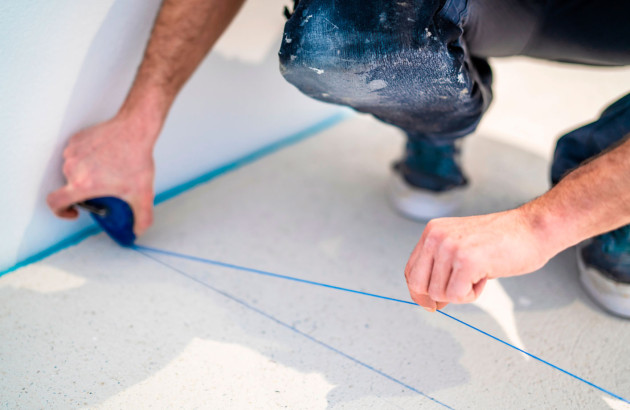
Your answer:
[135,244,630,405]
[136,248,454,409]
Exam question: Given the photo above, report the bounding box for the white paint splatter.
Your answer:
[300,15,313,26]
[368,79,388,91]
[309,67,325,75]
[6,265,86,293]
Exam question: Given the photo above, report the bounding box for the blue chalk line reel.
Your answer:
[77,197,136,246]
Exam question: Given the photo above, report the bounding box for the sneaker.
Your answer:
[577,225,630,319]
[389,138,469,221]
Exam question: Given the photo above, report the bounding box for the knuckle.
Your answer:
[62,160,74,176]
[62,146,75,159]
[428,228,448,244]
[424,235,439,250]
[440,237,457,254]
[73,177,93,191]
[454,250,471,268]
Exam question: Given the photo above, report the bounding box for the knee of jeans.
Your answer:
[551,93,630,184]
[280,37,473,111]
[551,135,582,185]
[278,1,488,133]
[278,11,361,100]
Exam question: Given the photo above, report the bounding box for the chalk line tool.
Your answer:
[76,197,136,247]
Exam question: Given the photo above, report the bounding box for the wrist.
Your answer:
[117,84,172,144]
[517,197,583,259]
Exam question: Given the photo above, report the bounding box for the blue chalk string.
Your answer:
[136,248,453,409]
[135,244,630,405]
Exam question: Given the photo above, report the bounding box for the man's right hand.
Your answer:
[47,113,159,236]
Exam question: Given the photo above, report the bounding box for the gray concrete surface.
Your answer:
[2,112,629,409]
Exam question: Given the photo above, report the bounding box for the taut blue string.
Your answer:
[134,244,630,405]
[136,248,453,409]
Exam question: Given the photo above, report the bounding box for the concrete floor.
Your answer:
[2,60,630,409]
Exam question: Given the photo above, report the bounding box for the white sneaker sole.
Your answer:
[577,244,630,319]
[388,170,469,221]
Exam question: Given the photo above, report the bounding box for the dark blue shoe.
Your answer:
[578,225,630,318]
[389,138,469,220]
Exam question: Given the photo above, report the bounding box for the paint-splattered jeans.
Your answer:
[279,0,630,183]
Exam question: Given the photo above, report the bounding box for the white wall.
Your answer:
[0,0,341,272]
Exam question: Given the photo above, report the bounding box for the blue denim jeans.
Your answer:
[280,0,492,145]
[279,0,630,181]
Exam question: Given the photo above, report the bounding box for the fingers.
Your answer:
[49,184,155,238]
[427,242,455,303]
[445,267,474,303]
[406,227,437,310]
[405,231,436,292]
[409,291,437,311]
[50,117,159,240]
[128,192,154,236]
[405,220,489,310]
[47,186,85,219]
[408,289,450,312]
[407,227,455,309]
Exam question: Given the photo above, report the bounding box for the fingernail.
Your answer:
[424,308,435,313]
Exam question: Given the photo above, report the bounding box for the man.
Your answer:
[47,0,630,317]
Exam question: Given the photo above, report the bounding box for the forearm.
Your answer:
[524,136,630,254]
[119,0,245,132]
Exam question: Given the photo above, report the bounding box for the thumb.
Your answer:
[126,192,155,236]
